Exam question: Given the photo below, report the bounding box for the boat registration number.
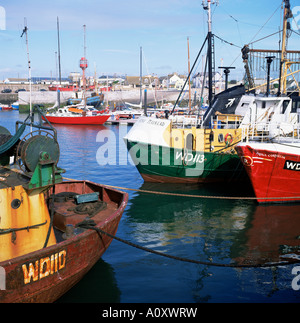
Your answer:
[21,250,67,285]
[284,160,300,172]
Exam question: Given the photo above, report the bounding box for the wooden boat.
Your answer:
[0,107,128,302]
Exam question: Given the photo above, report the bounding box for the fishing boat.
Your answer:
[124,93,298,183]
[236,139,300,203]
[42,104,110,125]
[0,107,128,302]
[235,98,300,203]
[124,0,300,184]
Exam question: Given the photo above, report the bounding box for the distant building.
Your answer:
[125,75,159,88]
[159,73,188,89]
[98,75,124,86]
[4,78,28,84]
[192,72,223,89]
[68,72,81,83]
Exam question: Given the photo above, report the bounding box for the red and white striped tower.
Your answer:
[79,25,88,93]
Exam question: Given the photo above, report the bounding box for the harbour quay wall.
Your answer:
[105,89,182,104]
[18,89,186,105]
[19,91,73,105]
[0,93,18,104]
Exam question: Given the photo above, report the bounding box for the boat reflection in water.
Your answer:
[233,203,300,265]
[125,182,300,267]
[57,259,121,303]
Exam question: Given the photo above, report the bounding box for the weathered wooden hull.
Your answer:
[0,180,128,303]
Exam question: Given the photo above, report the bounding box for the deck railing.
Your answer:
[241,122,300,143]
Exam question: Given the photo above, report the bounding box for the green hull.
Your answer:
[126,140,247,183]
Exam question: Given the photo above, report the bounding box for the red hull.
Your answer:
[0,180,128,303]
[48,86,78,91]
[236,142,300,203]
[42,114,110,125]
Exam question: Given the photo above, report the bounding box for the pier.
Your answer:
[105,119,137,126]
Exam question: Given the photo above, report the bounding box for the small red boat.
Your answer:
[0,105,13,111]
[236,140,300,203]
[43,114,110,125]
[42,106,110,125]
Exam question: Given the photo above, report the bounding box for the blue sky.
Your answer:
[0,0,299,81]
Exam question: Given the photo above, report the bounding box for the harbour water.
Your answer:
[3,110,300,303]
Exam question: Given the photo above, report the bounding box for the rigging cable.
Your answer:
[227,4,282,68]
[247,4,282,45]
[170,35,208,115]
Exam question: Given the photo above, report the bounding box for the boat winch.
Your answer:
[16,130,64,191]
[0,107,65,192]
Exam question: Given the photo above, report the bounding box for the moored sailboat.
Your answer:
[43,23,110,125]
[42,104,110,125]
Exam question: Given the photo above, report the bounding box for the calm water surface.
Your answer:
[3,111,300,303]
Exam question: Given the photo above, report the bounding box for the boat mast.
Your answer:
[202,0,218,106]
[170,1,216,115]
[57,17,61,108]
[187,36,191,112]
[140,46,143,111]
[57,17,62,87]
[278,0,293,96]
[21,18,32,122]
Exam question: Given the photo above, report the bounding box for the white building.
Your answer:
[4,78,29,84]
[192,72,223,89]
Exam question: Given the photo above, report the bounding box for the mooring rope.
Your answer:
[61,177,300,268]
[102,185,300,201]
[62,177,300,201]
[81,224,300,268]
